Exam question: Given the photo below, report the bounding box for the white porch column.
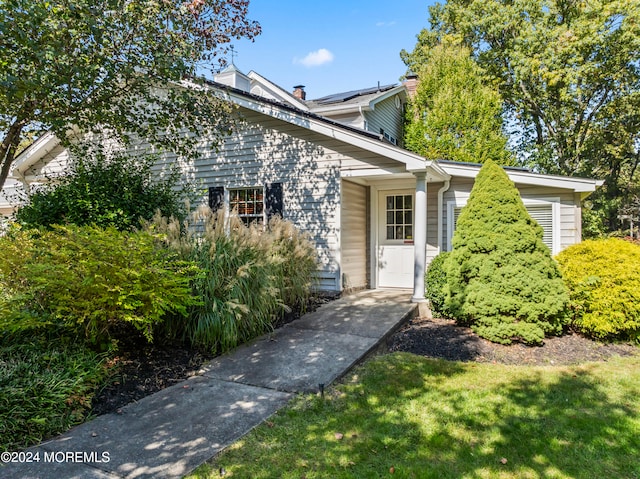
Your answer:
[412,171,427,302]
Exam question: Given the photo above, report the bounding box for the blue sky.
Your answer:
[214,0,437,99]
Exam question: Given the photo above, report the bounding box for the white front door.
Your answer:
[378,190,414,288]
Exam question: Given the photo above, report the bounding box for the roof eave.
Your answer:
[11,131,61,179]
[440,161,602,193]
[215,84,427,172]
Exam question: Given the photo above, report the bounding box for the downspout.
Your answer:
[359,105,367,131]
[436,179,451,255]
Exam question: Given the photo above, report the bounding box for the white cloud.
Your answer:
[294,48,334,68]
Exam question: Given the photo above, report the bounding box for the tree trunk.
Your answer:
[0,121,25,192]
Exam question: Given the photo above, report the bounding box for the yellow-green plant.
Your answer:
[556,238,640,341]
[0,224,198,347]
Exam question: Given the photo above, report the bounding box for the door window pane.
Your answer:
[385,194,413,240]
[387,196,394,210]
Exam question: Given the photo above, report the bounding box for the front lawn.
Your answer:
[189,352,640,479]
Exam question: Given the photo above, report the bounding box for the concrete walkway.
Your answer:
[1,289,416,479]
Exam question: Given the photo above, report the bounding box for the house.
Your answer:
[2,65,602,301]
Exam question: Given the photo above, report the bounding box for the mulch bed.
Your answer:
[92,301,638,417]
[389,315,638,365]
[90,294,338,417]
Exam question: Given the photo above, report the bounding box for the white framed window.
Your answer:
[379,128,398,145]
[385,193,413,240]
[229,187,265,225]
[446,196,561,255]
[209,183,283,226]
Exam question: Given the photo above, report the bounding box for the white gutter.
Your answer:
[440,162,602,194]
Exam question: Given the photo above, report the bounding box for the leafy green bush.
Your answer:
[15,147,192,231]
[0,332,111,452]
[446,159,569,344]
[556,238,640,341]
[149,208,317,353]
[425,252,451,317]
[0,225,197,347]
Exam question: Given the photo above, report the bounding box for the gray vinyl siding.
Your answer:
[426,181,443,266]
[440,178,583,256]
[516,185,583,251]
[323,112,365,130]
[340,180,368,291]
[151,109,393,292]
[364,95,404,147]
[441,177,474,252]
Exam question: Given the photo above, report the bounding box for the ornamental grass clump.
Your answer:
[556,238,640,341]
[446,159,569,344]
[150,207,317,353]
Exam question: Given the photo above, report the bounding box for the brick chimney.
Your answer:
[403,71,419,99]
[292,85,306,100]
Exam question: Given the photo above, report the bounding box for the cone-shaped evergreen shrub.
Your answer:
[445,159,569,344]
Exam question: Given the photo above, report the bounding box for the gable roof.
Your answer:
[246,70,310,111]
[202,79,433,173]
[309,84,396,105]
[306,84,407,115]
[8,74,602,198]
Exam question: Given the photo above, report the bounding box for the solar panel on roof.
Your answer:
[313,84,397,104]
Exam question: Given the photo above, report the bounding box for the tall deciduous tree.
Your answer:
[404,44,515,166]
[0,0,261,192]
[403,0,640,232]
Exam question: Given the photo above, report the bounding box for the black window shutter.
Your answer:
[208,186,224,211]
[265,182,283,220]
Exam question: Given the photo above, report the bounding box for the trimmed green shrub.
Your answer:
[556,238,640,341]
[149,207,317,353]
[446,159,569,344]
[0,225,198,347]
[15,148,192,231]
[425,252,451,317]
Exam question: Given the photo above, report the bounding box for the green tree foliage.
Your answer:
[15,146,192,230]
[556,238,640,341]
[0,224,198,348]
[403,0,640,232]
[446,160,569,344]
[404,44,514,166]
[0,0,261,192]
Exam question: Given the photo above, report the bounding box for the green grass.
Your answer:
[189,352,640,479]
[0,332,112,452]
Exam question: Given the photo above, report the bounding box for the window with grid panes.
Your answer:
[229,187,264,225]
[385,194,413,240]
